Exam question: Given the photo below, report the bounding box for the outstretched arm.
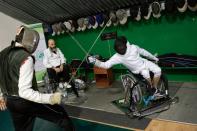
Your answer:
[88,55,121,69]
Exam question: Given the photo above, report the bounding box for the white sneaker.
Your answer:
[64,82,72,88]
[59,82,64,88]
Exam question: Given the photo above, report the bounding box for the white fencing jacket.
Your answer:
[95,42,158,74]
[43,48,66,68]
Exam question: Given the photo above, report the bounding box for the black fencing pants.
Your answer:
[6,96,75,131]
[47,64,70,83]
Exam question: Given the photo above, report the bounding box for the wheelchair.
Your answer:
[120,71,178,118]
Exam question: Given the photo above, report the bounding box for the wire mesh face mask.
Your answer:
[16,26,40,54]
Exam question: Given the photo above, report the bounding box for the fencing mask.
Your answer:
[15,26,40,54]
[114,36,127,55]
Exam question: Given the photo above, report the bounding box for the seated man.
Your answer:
[43,39,79,97]
[88,36,161,96]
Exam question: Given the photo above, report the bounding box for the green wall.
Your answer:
[46,11,197,81]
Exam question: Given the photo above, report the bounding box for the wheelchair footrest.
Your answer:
[126,96,179,119]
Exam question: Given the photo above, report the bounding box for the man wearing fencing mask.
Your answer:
[88,36,161,96]
[0,26,75,131]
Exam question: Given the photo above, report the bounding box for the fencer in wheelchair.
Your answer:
[87,36,169,115]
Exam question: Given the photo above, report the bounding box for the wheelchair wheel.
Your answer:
[130,78,151,111]
[121,74,136,92]
[131,81,144,104]
[121,74,144,107]
[121,74,136,104]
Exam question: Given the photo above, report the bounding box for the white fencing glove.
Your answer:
[50,92,62,105]
[87,56,96,64]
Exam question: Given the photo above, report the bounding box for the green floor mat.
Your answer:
[0,110,133,131]
[0,110,14,131]
[73,118,133,131]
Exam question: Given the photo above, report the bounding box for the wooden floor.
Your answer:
[144,119,197,131]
